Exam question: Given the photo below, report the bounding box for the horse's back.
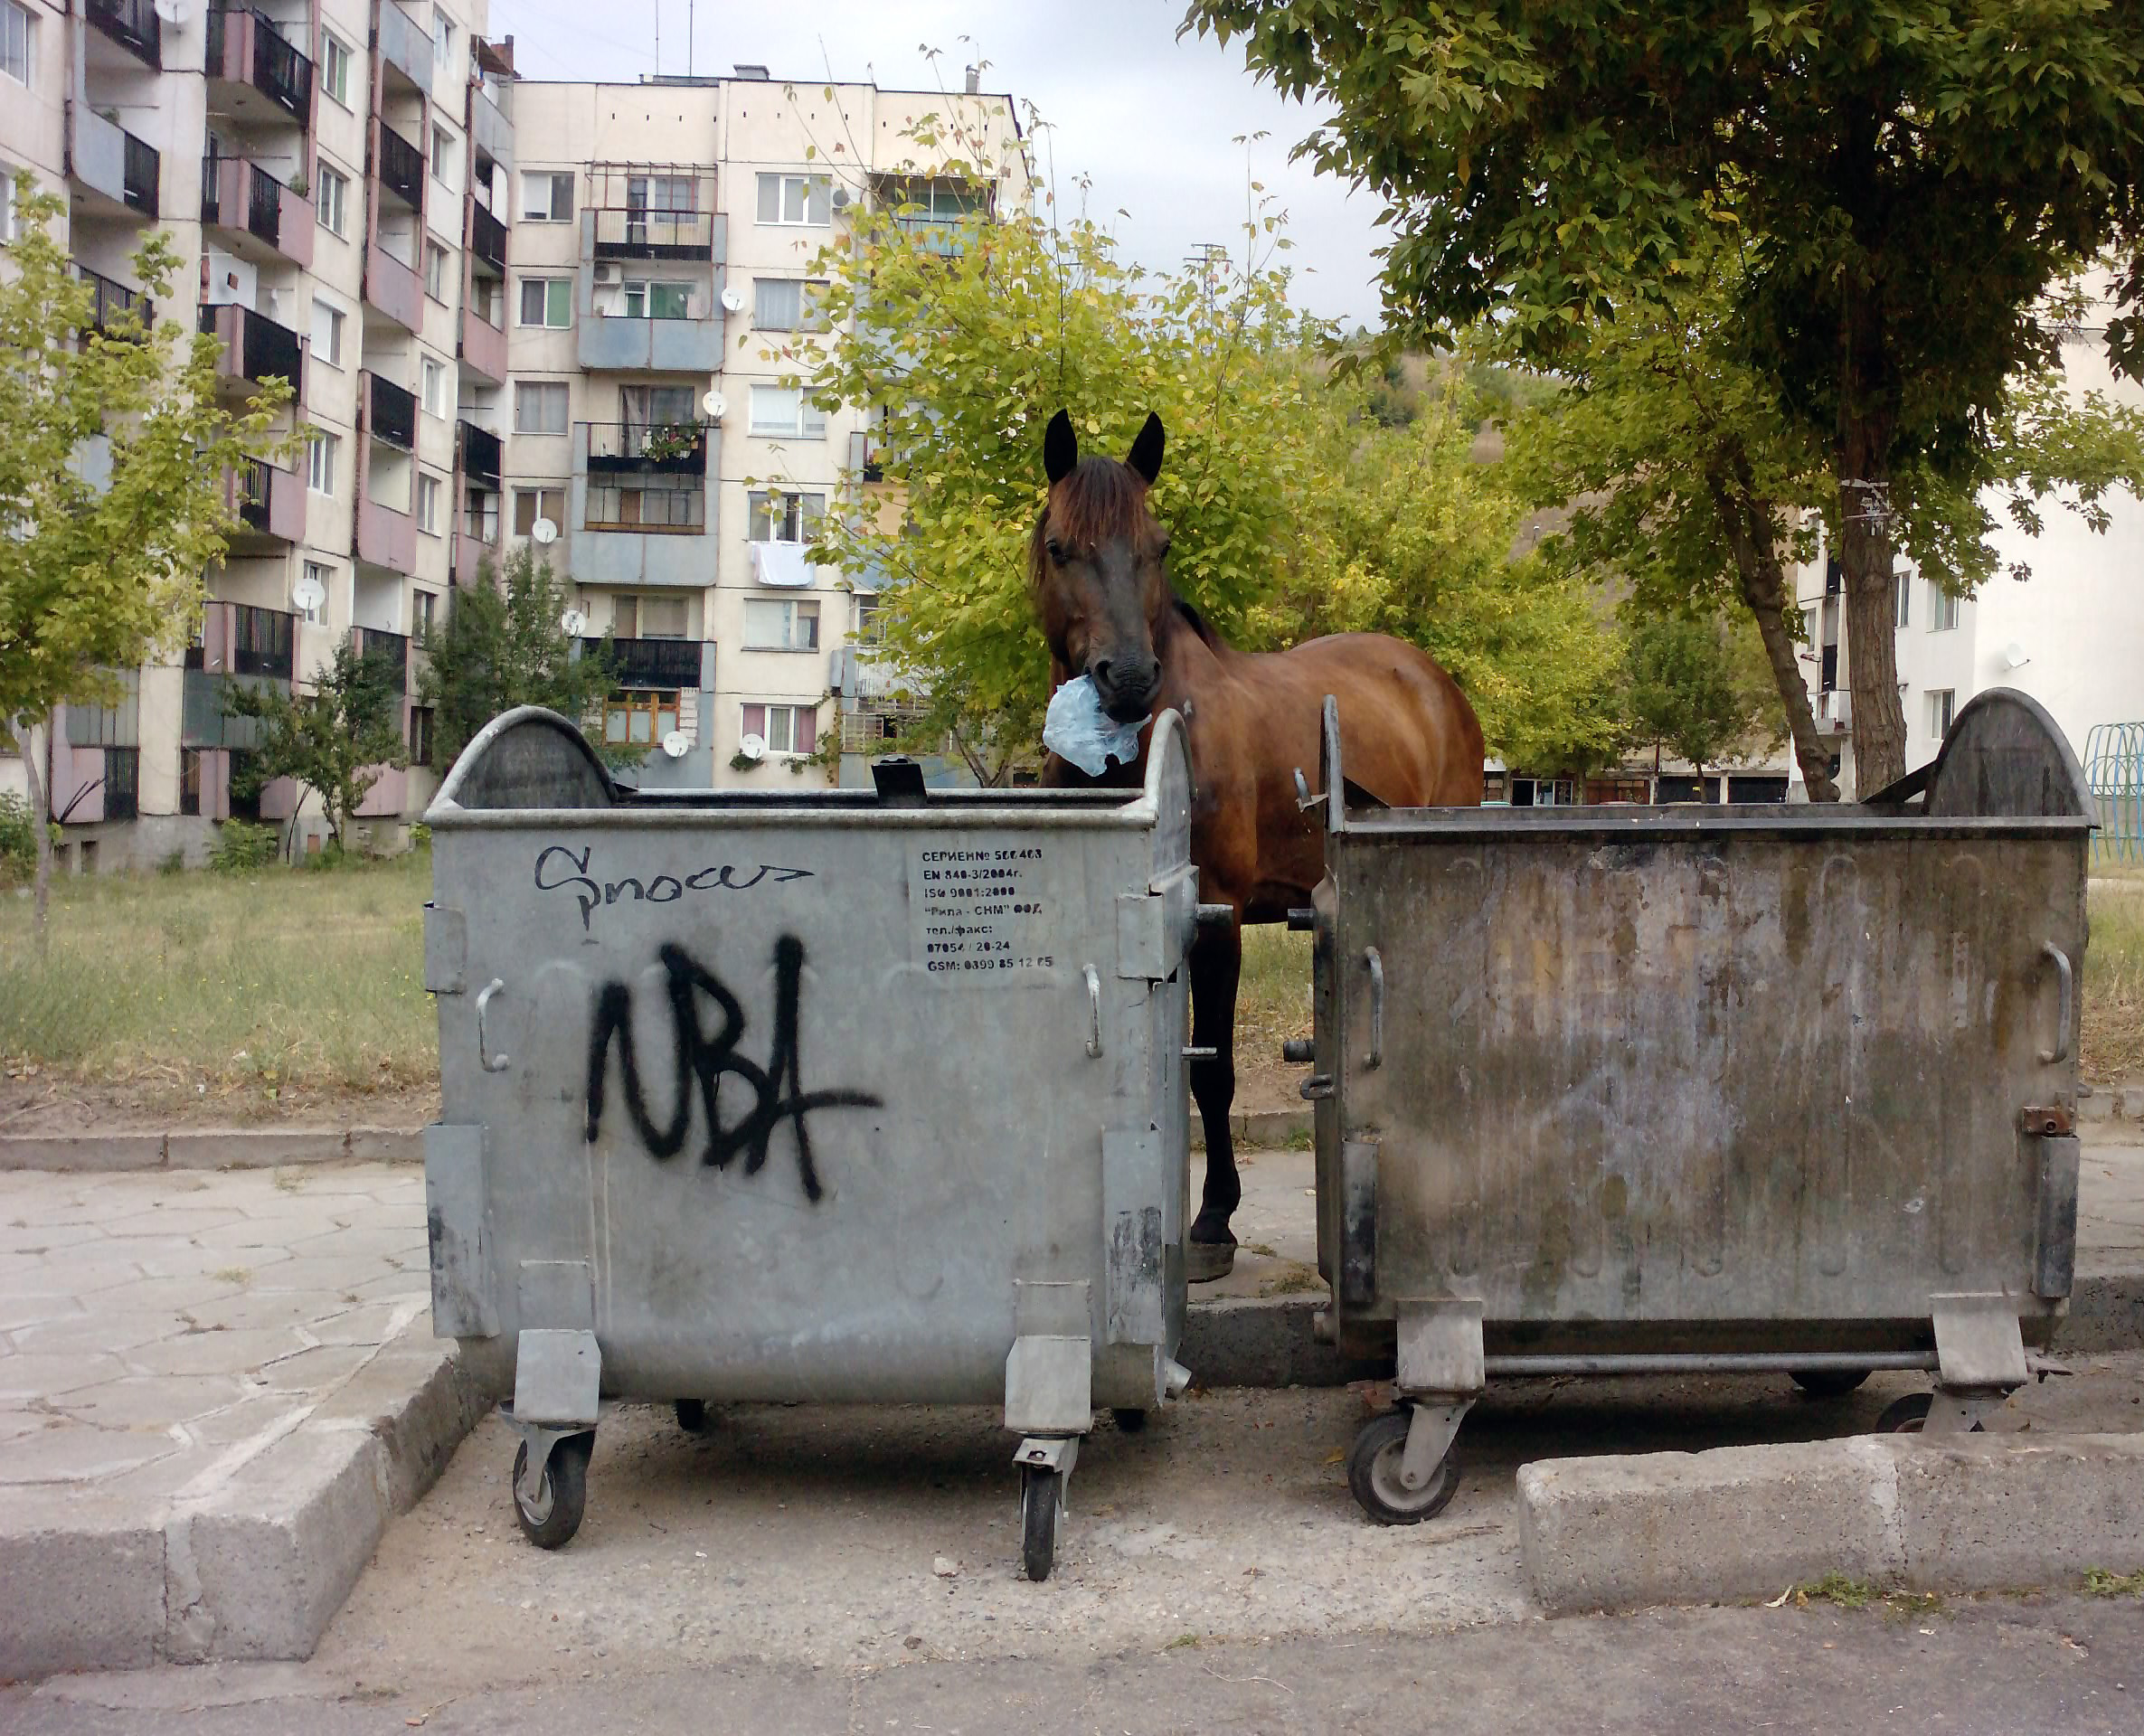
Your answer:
[1255,631,1484,807]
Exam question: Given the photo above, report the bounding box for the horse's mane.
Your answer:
[1030,456,1227,655]
[1171,594,1222,650]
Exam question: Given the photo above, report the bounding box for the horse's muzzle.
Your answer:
[1091,658,1159,723]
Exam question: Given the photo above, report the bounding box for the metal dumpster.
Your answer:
[421,707,1202,1578]
[1295,690,2091,1523]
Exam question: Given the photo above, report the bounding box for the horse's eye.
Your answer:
[1045,538,1067,564]
[1156,534,1171,559]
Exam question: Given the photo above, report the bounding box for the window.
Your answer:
[617,595,687,637]
[412,590,437,635]
[299,561,333,624]
[621,384,695,428]
[741,703,817,755]
[420,355,448,419]
[310,297,345,367]
[512,486,564,535]
[180,748,203,816]
[1928,580,1960,631]
[1927,689,1956,740]
[854,593,884,645]
[431,14,452,64]
[518,276,571,327]
[417,473,442,534]
[522,171,573,222]
[430,126,458,189]
[4,1,33,90]
[424,240,448,301]
[603,690,679,747]
[469,275,502,328]
[747,489,826,543]
[743,598,819,651]
[316,164,349,237]
[320,30,350,105]
[410,705,435,768]
[1895,570,1911,629]
[584,475,703,530]
[628,173,695,215]
[752,278,828,331]
[756,173,831,226]
[620,280,694,320]
[513,381,568,434]
[307,431,339,495]
[0,161,16,243]
[1800,607,1817,647]
[748,385,826,440]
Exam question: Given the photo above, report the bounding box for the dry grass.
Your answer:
[2085,880,2144,1082]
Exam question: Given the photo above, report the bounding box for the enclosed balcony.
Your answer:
[205,7,314,130]
[576,236,727,372]
[68,108,160,222]
[196,301,305,403]
[581,421,707,475]
[470,81,514,175]
[583,637,710,691]
[583,166,718,260]
[457,420,502,487]
[364,372,417,451]
[224,456,307,548]
[375,1,433,94]
[454,486,500,587]
[565,474,713,589]
[469,202,507,276]
[376,123,425,214]
[77,266,154,340]
[86,0,161,68]
[200,155,315,268]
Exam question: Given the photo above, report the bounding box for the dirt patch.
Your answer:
[0,1070,438,1137]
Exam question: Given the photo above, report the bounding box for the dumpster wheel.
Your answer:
[1791,1369,1872,1399]
[1876,1392,1986,1435]
[1348,1410,1459,1525]
[1020,1465,1063,1581]
[675,1399,717,1437]
[512,1431,593,1549]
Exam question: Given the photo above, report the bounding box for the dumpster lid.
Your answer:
[427,706,623,817]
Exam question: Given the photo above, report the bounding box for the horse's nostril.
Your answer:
[1091,658,1113,690]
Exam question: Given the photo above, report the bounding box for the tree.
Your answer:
[1186,1,2144,791]
[0,175,291,939]
[222,638,408,854]
[416,546,636,774]
[1620,609,1782,787]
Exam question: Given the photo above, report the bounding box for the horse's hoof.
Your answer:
[1186,1239,1236,1283]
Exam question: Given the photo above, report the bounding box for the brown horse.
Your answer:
[1034,409,1484,1278]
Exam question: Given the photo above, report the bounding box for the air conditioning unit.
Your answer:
[592,263,619,283]
[1818,689,1853,731]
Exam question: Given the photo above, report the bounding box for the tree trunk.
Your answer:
[1834,269,1907,796]
[10,722,55,954]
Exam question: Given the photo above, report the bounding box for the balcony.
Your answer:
[582,421,707,474]
[456,420,501,486]
[355,468,416,575]
[69,108,161,222]
[454,490,499,587]
[201,155,315,268]
[205,7,314,129]
[584,637,709,690]
[469,203,507,276]
[848,429,885,483]
[376,123,425,213]
[470,83,514,175]
[365,373,417,451]
[375,0,433,93]
[77,266,154,339]
[354,627,411,694]
[458,303,507,383]
[86,0,161,68]
[565,480,713,589]
[364,235,423,328]
[588,206,717,261]
[189,603,298,681]
[196,301,305,402]
[225,457,307,547]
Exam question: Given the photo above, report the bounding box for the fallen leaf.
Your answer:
[1763,1586,1792,1609]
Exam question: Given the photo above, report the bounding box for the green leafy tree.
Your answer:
[1620,609,1783,786]
[222,638,408,854]
[1187,0,2144,791]
[0,175,292,939]
[416,546,635,773]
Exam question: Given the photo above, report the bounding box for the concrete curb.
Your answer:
[1518,1430,2144,1615]
[2077,1078,2144,1124]
[0,1315,486,1677]
[0,1126,426,1173]
[1190,1108,1312,1152]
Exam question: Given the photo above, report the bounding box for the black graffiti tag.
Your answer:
[536,844,814,934]
[584,939,882,1203]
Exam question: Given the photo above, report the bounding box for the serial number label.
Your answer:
[908,841,1063,985]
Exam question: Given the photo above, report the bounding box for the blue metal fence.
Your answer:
[2083,722,2144,863]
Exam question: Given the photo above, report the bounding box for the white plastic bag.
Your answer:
[1042,675,1146,777]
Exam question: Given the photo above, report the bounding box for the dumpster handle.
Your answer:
[1365,947,1384,1071]
[1082,964,1102,1059]
[2039,942,2073,1065]
[477,977,510,1073]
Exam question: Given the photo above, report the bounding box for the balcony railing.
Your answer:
[356,628,410,694]
[584,637,705,690]
[456,420,502,486]
[469,202,507,275]
[231,602,296,679]
[377,124,425,212]
[201,156,281,247]
[582,420,707,473]
[77,266,154,338]
[590,206,715,259]
[207,6,313,124]
[86,0,161,67]
[122,131,160,219]
[196,301,304,397]
[366,373,417,451]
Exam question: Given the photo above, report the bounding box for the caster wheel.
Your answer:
[1020,1464,1062,1581]
[1110,1407,1148,1433]
[512,1431,593,1549]
[1347,1410,1459,1525]
[675,1399,715,1436]
[1792,1369,1872,1398]
[1875,1392,1984,1435]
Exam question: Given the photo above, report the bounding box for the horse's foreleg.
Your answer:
[1186,915,1242,1281]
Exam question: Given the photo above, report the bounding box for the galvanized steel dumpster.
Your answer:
[1295,690,2091,1523]
[421,707,1200,1576]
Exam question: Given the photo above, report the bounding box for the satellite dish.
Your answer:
[719,286,744,314]
[738,731,766,762]
[832,186,851,211]
[532,516,558,544]
[2004,642,2029,670]
[661,730,690,760]
[291,571,326,611]
[560,608,588,637]
[152,0,189,23]
[701,389,726,421]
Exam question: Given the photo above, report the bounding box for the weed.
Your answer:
[2083,884,2144,1081]
[1795,1573,1879,1609]
[2083,1568,2144,1599]
[1260,1264,1326,1297]
[272,1168,308,1194]
[209,1267,251,1287]
[1166,1634,1200,1650]
[156,849,187,878]
[1246,1242,1279,1259]
[208,821,280,875]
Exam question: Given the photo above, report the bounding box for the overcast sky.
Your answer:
[488,0,1390,329]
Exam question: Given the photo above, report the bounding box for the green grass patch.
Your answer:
[1236,923,1312,1058]
[2084,884,2144,1083]
[2083,1567,2144,1598]
[1794,1573,1879,1609]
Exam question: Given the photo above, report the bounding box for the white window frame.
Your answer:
[412,589,437,635]
[316,164,349,238]
[752,277,828,332]
[616,594,689,638]
[513,486,565,536]
[3,1,33,90]
[420,356,449,420]
[431,14,452,65]
[298,561,333,625]
[310,296,345,368]
[1927,688,1956,740]
[416,472,443,535]
[621,279,695,320]
[756,172,831,227]
[307,432,339,496]
[0,159,17,242]
[741,702,815,755]
[1928,581,1960,632]
[746,489,826,543]
[513,381,568,436]
[319,30,351,107]
[423,239,448,301]
[430,124,458,191]
[1894,570,1910,629]
[748,385,826,441]
[742,598,820,651]
[522,171,573,222]
[518,276,571,329]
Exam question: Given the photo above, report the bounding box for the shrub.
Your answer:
[0,791,55,882]
[156,847,188,877]
[209,819,280,875]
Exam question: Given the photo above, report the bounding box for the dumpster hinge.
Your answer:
[423,1122,496,1337]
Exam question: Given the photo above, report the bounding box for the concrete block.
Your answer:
[1180,1295,1362,1389]
[1894,1431,2144,1590]
[307,1326,486,1514]
[165,1131,351,1170]
[0,1495,165,1676]
[170,1425,392,1662]
[2063,1273,2144,1352]
[1517,1438,1905,1616]
[345,1127,423,1165]
[0,1134,165,1172]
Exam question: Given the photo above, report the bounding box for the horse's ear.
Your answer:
[1127,411,1165,485]
[1043,410,1078,486]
